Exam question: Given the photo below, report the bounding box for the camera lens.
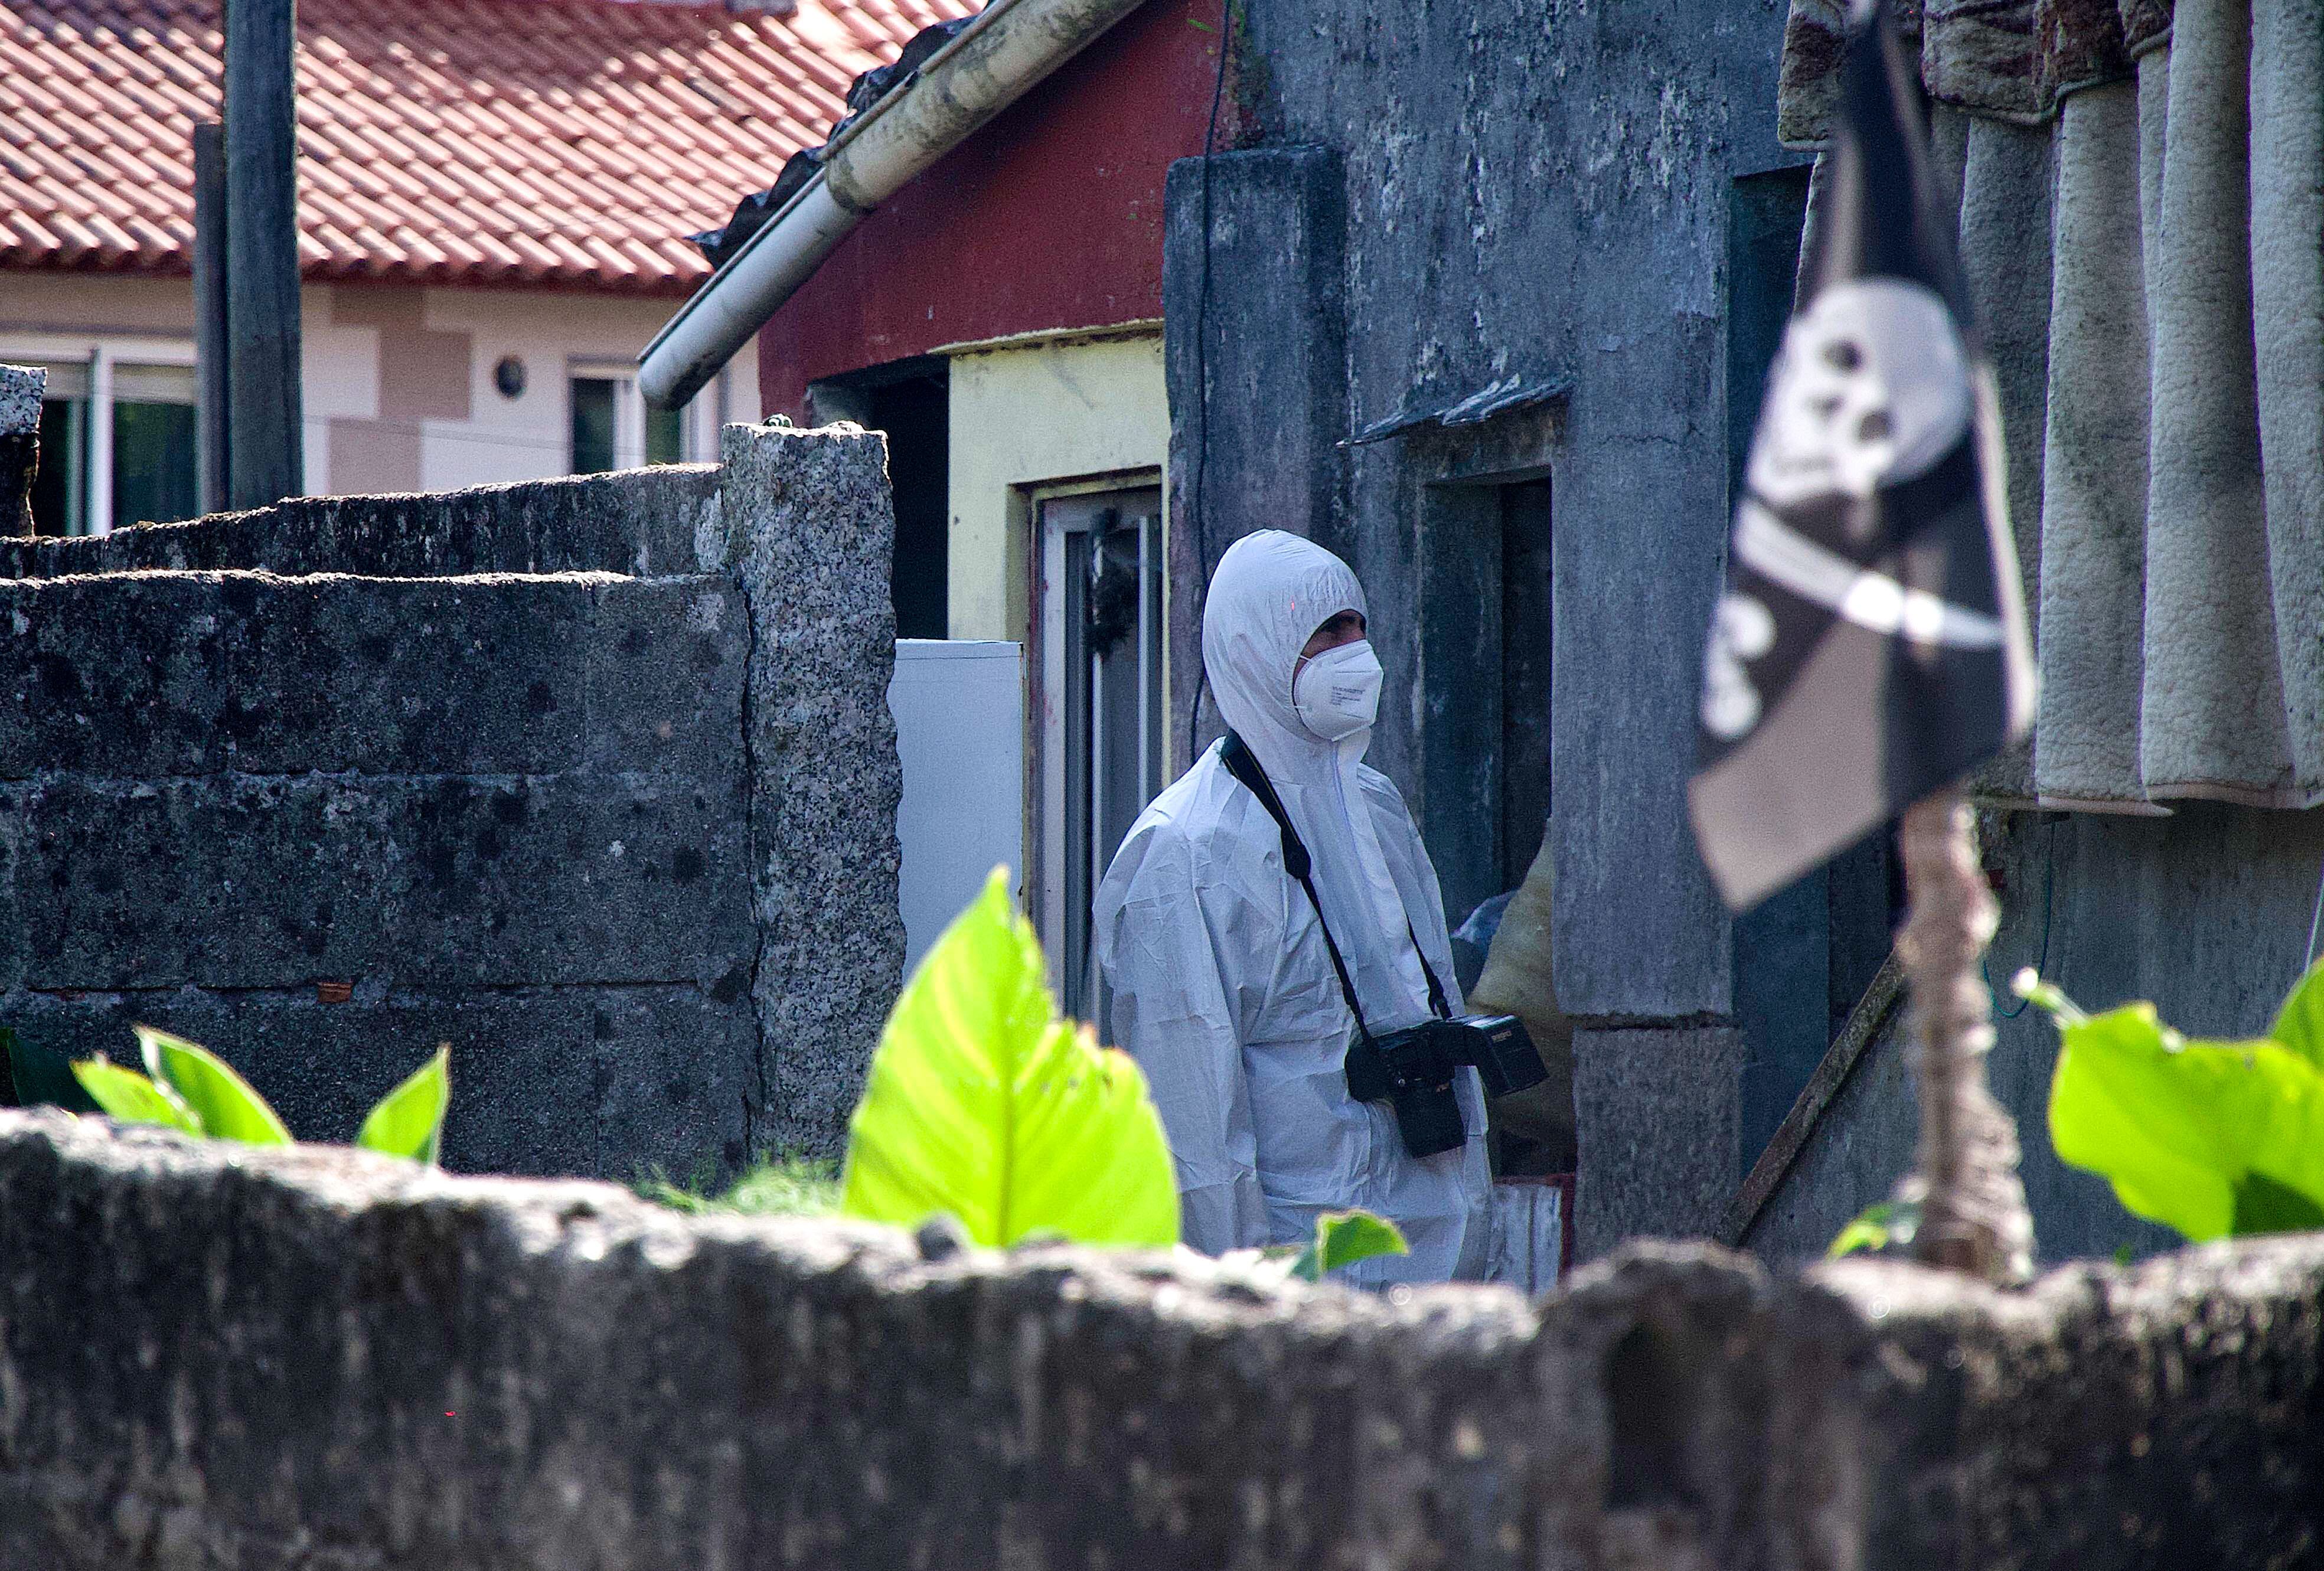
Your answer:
[1391,1084,1468,1157]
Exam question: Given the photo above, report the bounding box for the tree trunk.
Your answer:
[1897,786,2034,1283]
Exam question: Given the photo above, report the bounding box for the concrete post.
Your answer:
[1162,148,1347,769]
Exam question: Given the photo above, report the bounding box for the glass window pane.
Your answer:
[645,401,684,466]
[30,398,86,535]
[112,400,200,528]
[570,377,616,474]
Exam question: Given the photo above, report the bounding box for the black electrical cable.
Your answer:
[1984,816,2058,1018]
[1183,0,1230,770]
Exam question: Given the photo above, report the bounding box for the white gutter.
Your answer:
[640,0,1150,410]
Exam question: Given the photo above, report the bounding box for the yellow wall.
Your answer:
[944,331,1167,641]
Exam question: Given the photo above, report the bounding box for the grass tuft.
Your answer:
[635,1153,843,1218]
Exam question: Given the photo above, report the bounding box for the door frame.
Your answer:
[1025,473,1167,1013]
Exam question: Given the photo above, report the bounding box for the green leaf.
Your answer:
[2040,997,2324,1241]
[355,1045,451,1164]
[2269,956,2324,1069]
[839,867,1179,1249]
[1289,1210,1409,1281]
[6,1029,102,1113]
[71,1056,200,1135]
[135,1024,292,1146]
[1827,1198,1919,1259]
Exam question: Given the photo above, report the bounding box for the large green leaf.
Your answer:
[2044,998,2324,1241]
[71,1056,201,1135]
[136,1024,291,1146]
[355,1045,451,1164]
[1290,1210,1408,1281]
[840,867,1179,1249]
[2269,956,2324,1069]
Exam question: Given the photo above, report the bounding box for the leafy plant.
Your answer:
[1288,1209,1409,1281]
[1827,1198,1920,1260]
[69,1024,451,1165]
[638,1154,841,1218]
[635,868,1412,1283]
[2016,960,2324,1242]
[354,1049,453,1164]
[838,868,1179,1248]
[1218,1210,1412,1283]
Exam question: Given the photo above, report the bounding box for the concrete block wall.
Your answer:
[5,1109,2322,1570]
[0,427,900,1180]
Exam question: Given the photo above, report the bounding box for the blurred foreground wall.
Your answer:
[2,1109,2320,1570]
[0,424,901,1178]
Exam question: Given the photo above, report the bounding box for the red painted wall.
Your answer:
[756,0,1223,419]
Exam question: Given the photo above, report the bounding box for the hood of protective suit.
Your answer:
[1202,531,1436,1029]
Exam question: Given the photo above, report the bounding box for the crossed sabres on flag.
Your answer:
[1735,499,2004,654]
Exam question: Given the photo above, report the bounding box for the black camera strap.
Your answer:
[1217,733,1452,1046]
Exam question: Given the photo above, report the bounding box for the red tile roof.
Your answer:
[1,0,975,293]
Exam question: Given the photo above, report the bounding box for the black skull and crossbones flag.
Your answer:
[1688,0,2035,912]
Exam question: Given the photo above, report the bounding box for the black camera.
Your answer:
[1345,1014,1548,1158]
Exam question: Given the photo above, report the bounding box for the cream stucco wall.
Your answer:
[944,331,1167,642]
[0,270,753,515]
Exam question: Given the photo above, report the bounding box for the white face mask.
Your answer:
[1294,639,1384,742]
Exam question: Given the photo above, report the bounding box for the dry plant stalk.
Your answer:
[1896,786,2034,1283]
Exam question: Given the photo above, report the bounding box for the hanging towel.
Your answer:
[1778,0,2324,811]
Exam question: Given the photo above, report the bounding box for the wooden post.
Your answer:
[191,120,230,517]
[223,0,302,510]
[1897,786,2034,1282]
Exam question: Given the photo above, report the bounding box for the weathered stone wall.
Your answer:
[1,365,40,537]
[0,463,719,581]
[0,426,899,1180]
[4,1109,2319,1570]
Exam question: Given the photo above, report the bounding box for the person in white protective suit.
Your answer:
[1094,530,1491,1286]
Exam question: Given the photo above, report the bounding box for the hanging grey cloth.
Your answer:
[1780,0,2324,811]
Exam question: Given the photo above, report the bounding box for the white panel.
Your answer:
[112,363,196,404]
[1484,1178,1568,1295]
[889,639,1026,975]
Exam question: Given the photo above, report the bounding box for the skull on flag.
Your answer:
[1748,276,1973,515]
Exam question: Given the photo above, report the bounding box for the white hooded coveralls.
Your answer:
[1094,531,1491,1286]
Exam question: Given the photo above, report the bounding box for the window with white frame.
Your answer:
[569,363,721,475]
[5,339,201,536]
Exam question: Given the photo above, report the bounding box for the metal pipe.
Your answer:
[191,120,231,516]
[638,0,1147,410]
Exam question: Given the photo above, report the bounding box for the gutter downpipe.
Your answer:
[639,0,1152,410]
